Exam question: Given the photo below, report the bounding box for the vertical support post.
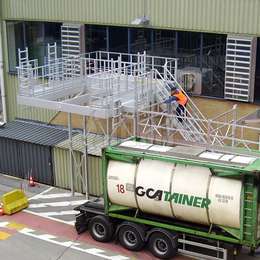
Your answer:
[207,119,212,147]
[68,113,74,196]
[133,76,138,137]
[174,59,178,79]
[80,24,86,54]
[83,116,89,199]
[231,104,237,147]
[118,56,122,75]
[106,116,111,145]
[0,21,7,123]
[200,33,203,72]
[143,50,146,74]
[106,26,109,52]
[163,62,167,81]
[137,52,140,76]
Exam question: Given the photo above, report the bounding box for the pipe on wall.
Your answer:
[0,21,7,123]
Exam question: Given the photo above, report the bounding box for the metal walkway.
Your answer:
[16,48,260,150]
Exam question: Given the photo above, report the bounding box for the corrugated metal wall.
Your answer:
[0,138,21,178]
[53,147,103,196]
[1,0,143,26]
[19,142,53,184]
[2,0,260,35]
[0,138,54,185]
[53,148,83,192]
[148,0,260,35]
[87,155,103,196]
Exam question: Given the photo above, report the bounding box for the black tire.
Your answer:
[148,232,177,259]
[88,215,114,242]
[75,213,88,234]
[118,224,145,251]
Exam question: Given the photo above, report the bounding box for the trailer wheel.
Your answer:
[118,224,145,251]
[88,215,114,242]
[148,231,177,259]
[75,213,88,234]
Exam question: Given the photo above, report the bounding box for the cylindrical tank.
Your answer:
[107,159,242,229]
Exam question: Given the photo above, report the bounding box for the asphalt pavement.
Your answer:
[0,173,260,260]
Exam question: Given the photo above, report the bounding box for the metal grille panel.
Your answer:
[61,24,81,77]
[224,36,257,102]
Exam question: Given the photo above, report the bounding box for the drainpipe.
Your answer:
[0,21,7,123]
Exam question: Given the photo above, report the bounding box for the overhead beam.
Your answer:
[17,95,114,118]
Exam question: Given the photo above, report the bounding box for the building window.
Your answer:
[85,25,107,52]
[149,29,176,57]
[6,21,61,73]
[177,32,226,98]
[6,22,25,73]
[109,27,128,53]
[130,28,151,54]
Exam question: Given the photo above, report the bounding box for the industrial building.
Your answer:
[0,0,260,195]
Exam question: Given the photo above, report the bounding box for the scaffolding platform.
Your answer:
[17,50,176,118]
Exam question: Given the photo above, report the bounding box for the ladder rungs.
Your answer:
[244,224,252,227]
[243,232,253,235]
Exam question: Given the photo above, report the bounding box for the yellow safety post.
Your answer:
[1,189,29,215]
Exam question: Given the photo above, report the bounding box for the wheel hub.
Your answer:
[93,223,105,238]
[155,238,168,254]
[124,230,137,246]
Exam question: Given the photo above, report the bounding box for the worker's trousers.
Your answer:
[176,104,185,123]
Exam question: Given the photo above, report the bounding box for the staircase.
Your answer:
[152,66,224,145]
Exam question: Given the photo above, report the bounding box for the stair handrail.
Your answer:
[163,61,224,145]
[149,69,212,144]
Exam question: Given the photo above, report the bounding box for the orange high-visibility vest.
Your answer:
[172,90,188,106]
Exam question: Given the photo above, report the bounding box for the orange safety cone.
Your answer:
[29,176,35,187]
[0,203,4,216]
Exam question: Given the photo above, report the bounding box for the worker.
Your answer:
[165,84,188,123]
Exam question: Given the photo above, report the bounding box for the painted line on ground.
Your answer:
[30,192,83,200]
[1,213,149,260]
[28,186,54,201]
[36,210,78,217]
[0,220,128,260]
[0,222,9,228]
[0,231,11,240]
[28,200,87,208]
[19,227,129,260]
[23,209,75,226]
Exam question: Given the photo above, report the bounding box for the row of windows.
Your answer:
[6,21,228,99]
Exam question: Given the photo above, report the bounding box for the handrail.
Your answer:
[162,59,224,145]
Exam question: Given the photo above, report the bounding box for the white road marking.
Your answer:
[28,200,87,208]
[23,209,75,226]
[0,221,9,227]
[30,192,83,200]
[36,210,78,217]
[110,256,129,260]
[18,227,129,260]
[37,234,57,240]
[28,187,54,201]
[65,221,75,225]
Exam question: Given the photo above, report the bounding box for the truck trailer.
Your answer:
[75,138,260,259]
